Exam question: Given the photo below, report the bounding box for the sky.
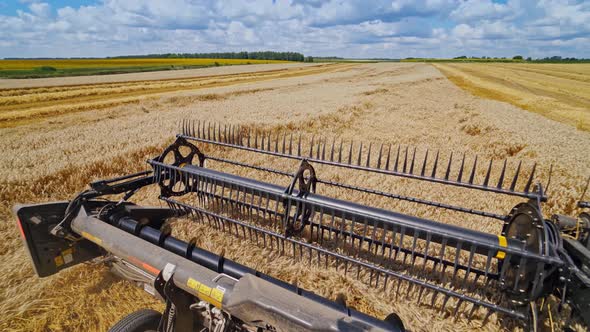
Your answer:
[0,0,588,59]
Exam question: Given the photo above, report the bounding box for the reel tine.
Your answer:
[366,142,372,167]
[297,134,302,156]
[468,155,478,184]
[457,153,466,182]
[338,140,344,163]
[483,159,493,187]
[497,159,507,189]
[385,144,391,170]
[510,160,522,191]
[431,150,439,178]
[421,149,429,176]
[394,145,400,172]
[357,142,363,166]
[409,147,416,174]
[330,138,335,161]
[282,133,287,154]
[524,162,537,193]
[348,141,354,164]
[402,146,408,173]
[377,143,383,169]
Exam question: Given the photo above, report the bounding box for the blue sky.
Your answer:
[1,0,588,58]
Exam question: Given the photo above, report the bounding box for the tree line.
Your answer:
[451,55,590,63]
[110,51,308,62]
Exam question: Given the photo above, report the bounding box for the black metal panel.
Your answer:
[14,202,101,278]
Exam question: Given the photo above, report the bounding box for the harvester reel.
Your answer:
[501,202,551,305]
[156,137,204,197]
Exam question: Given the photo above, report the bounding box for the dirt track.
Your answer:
[1,63,588,331]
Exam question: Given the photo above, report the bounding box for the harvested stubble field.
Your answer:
[1,62,589,332]
[434,63,590,131]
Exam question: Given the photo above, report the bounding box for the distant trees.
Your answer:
[304,56,314,62]
[111,52,305,62]
[513,55,523,60]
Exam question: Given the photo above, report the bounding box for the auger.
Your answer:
[14,120,590,332]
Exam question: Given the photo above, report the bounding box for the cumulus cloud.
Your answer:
[0,0,588,58]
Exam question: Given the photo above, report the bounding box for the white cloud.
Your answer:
[0,0,588,58]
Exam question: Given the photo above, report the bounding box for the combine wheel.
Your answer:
[108,309,162,332]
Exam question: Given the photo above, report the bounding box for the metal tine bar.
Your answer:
[483,160,493,187]
[224,124,228,143]
[338,140,343,163]
[275,133,279,153]
[309,136,314,158]
[348,141,354,165]
[306,215,497,278]
[297,134,302,157]
[421,149,429,176]
[261,131,266,151]
[524,162,536,193]
[444,152,453,180]
[510,161,522,191]
[322,138,327,161]
[469,155,478,185]
[289,134,293,155]
[267,132,271,151]
[409,147,417,174]
[497,159,507,189]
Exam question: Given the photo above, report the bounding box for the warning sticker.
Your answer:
[186,278,225,308]
[210,288,225,303]
[54,255,64,267]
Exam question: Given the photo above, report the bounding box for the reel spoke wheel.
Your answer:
[156,137,204,197]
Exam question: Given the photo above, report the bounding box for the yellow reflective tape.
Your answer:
[82,231,102,245]
[496,235,507,259]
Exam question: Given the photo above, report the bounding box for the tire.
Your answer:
[108,309,162,332]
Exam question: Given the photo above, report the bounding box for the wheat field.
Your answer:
[1,62,588,331]
[0,58,286,70]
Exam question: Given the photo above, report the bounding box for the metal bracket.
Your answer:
[154,270,195,332]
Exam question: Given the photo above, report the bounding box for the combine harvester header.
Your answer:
[14,120,590,331]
